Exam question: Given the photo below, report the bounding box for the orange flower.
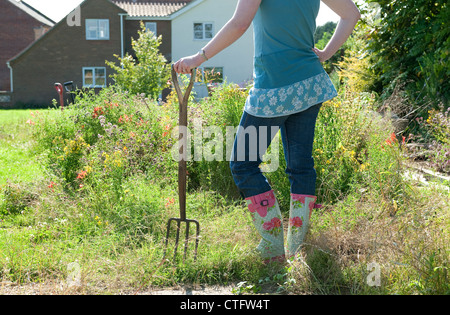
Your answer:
[165,197,175,208]
[390,132,396,142]
[119,114,133,124]
[92,107,104,119]
[77,170,87,180]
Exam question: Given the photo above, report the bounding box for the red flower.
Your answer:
[291,195,306,204]
[271,217,281,228]
[77,170,87,180]
[119,114,133,124]
[48,181,56,189]
[289,216,303,228]
[263,220,275,231]
[92,107,104,119]
[390,132,396,142]
[165,197,175,208]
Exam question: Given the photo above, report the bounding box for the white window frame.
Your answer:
[193,22,214,41]
[145,22,157,37]
[85,19,110,40]
[83,67,107,88]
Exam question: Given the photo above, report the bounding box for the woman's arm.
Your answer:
[313,0,361,62]
[173,0,261,74]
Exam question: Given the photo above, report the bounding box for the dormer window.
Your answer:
[86,19,110,40]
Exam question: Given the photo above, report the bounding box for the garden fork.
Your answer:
[163,66,200,262]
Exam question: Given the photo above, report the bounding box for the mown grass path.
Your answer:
[0,110,45,186]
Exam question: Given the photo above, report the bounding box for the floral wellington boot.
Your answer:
[286,194,319,258]
[245,190,285,263]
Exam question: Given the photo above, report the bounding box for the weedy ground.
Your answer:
[0,85,448,295]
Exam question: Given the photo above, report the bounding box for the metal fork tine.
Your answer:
[184,221,190,261]
[173,220,181,262]
[193,220,200,261]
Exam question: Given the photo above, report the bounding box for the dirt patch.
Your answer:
[0,281,234,295]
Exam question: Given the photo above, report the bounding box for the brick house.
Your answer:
[6,0,127,107]
[4,0,253,108]
[0,0,55,103]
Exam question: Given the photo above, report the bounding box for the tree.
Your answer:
[364,0,450,108]
[106,22,170,100]
[315,22,348,75]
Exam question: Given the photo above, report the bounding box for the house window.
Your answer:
[83,67,106,87]
[193,22,214,40]
[145,22,157,36]
[86,19,109,40]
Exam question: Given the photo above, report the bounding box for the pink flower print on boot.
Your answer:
[289,216,303,234]
[262,219,274,231]
[286,194,317,258]
[245,190,285,262]
[245,190,276,218]
[263,217,282,237]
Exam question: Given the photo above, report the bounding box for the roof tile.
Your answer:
[112,1,190,17]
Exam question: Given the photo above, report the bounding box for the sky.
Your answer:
[24,0,339,25]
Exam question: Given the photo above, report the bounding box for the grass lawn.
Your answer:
[0,110,46,186]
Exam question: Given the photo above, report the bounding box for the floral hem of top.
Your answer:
[244,72,337,118]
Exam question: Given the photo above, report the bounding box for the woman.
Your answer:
[173,0,360,263]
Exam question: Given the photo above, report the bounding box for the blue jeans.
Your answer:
[230,103,322,198]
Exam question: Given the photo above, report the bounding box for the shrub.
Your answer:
[365,0,450,107]
[106,22,170,100]
[421,107,450,174]
[31,86,177,192]
[0,182,37,217]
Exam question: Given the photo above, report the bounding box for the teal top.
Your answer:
[245,0,337,117]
